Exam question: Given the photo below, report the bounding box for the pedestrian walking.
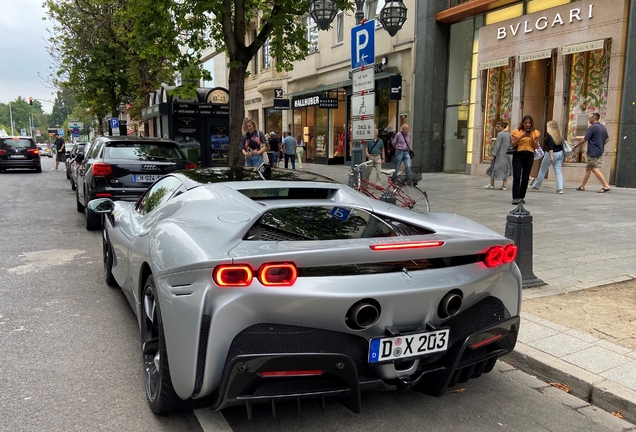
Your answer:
[53,133,65,170]
[364,128,385,185]
[485,121,512,190]
[240,118,267,167]
[282,131,296,169]
[391,123,412,183]
[573,112,611,193]
[510,115,540,205]
[295,134,305,169]
[268,132,280,168]
[530,120,565,194]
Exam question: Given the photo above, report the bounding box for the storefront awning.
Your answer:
[562,39,606,55]
[478,57,510,70]
[287,72,392,98]
[519,49,553,63]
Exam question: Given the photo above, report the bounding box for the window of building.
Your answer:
[365,0,384,28]
[335,12,344,44]
[262,38,271,70]
[305,16,319,54]
[526,0,570,14]
[484,3,523,25]
[482,62,515,160]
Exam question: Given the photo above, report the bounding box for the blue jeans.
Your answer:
[392,149,411,181]
[245,153,263,167]
[534,150,564,190]
[284,153,296,169]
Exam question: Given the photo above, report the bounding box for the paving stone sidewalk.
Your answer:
[301,162,636,423]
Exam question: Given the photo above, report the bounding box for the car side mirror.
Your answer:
[87,198,115,214]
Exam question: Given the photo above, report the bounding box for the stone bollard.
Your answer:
[505,204,545,288]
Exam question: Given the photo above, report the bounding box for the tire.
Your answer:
[66,167,70,180]
[141,275,189,414]
[35,166,42,173]
[85,205,102,231]
[396,185,430,212]
[71,177,76,191]
[102,229,118,287]
[76,188,85,213]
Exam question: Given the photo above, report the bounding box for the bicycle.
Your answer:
[349,160,430,212]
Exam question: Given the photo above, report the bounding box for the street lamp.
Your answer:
[379,0,407,36]
[309,0,407,32]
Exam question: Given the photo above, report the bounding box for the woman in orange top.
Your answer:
[510,115,540,205]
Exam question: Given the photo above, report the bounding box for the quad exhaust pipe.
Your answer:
[346,300,381,330]
[438,291,463,319]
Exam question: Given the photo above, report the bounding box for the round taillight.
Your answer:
[502,244,518,264]
[213,265,253,287]
[484,246,504,267]
[258,263,298,286]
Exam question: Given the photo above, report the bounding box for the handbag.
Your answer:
[262,150,269,164]
[408,149,415,159]
[506,145,517,155]
[534,146,545,160]
[562,139,573,157]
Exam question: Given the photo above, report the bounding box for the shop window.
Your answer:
[262,38,271,70]
[335,12,344,45]
[565,42,611,163]
[526,0,570,14]
[482,62,514,160]
[304,16,319,54]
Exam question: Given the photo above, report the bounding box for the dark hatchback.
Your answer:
[0,137,41,173]
[66,141,87,181]
[75,136,196,230]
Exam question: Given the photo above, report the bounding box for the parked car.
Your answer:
[0,136,42,173]
[87,166,522,416]
[75,136,196,230]
[66,141,87,180]
[38,144,53,158]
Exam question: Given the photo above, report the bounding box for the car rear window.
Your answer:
[245,206,433,241]
[104,142,186,161]
[0,138,36,149]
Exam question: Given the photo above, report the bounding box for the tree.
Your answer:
[158,0,354,166]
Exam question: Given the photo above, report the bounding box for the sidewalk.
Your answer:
[300,162,636,423]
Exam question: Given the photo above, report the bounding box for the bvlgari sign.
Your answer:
[497,4,595,40]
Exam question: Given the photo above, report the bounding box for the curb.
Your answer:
[504,342,636,425]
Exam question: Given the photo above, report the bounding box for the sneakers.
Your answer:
[530,186,539,191]
[512,199,521,205]
[499,186,507,191]
[529,177,536,186]
[484,184,494,189]
[557,189,564,194]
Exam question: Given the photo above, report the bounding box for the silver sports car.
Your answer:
[88,166,521,417]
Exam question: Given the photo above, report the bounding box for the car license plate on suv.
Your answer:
[132,174,163,183]
[10,155,26,159]
[368,329,450,363]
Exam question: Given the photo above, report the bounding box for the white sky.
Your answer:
[0,0,55,113]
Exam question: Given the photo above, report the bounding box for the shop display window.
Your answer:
[482,62,514,160]
[565,42,611,163]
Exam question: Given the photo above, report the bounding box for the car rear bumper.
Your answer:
[208,307,520,413]
[0,159,41,169]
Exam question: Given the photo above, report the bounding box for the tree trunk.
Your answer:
[228,66,247,167]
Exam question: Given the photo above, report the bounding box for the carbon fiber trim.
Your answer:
[193,314,211,396]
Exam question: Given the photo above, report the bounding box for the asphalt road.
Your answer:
[1,158,633,432]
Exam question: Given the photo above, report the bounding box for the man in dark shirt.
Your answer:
[268,132,280,168]
[53,134,65,170]
[574,113,611,192]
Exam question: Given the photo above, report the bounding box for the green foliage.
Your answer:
[0,98,49,137]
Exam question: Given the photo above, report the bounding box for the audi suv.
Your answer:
[74,136,195,230]
[0,136,42,172]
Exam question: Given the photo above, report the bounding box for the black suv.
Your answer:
[75,136,195,230]
[0,136,42,173]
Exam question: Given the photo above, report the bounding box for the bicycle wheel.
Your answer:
[396,185,430,212]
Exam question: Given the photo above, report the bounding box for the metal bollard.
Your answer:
[505,205,545,288]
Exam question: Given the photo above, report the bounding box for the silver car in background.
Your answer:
[88,166,522,417]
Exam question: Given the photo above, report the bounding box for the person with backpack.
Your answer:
[364,128,385,185]
[240,118,267,167]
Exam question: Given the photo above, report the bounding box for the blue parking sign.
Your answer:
[110,118,120,129]
[351,20,375,69]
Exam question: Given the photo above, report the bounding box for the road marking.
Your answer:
[194,409,233,431]
[6,249,85,275]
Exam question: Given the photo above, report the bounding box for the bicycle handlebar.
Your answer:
[353,160,375,170]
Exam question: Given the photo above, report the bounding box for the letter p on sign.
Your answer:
[351,20,375,69]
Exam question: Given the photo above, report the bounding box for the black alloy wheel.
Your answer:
[141,275,188,414]
[102,229,118,287]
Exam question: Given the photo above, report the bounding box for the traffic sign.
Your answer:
[20,129,26,136]
[110,118,119,129]
[352,118,375,141]
[352,67,375,93]
[351,20,375,69]
[352,94,375,117]
[58,128,64,136]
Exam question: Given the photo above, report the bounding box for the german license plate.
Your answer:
[132,174,162,183]
[10,155,25,159]
[368,329,450,363]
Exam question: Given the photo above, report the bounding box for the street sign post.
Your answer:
[352,118,376,141]
[350,20,375,69]
[351,94,376,116]
[110,118,120,136]
[352,67,375,93]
